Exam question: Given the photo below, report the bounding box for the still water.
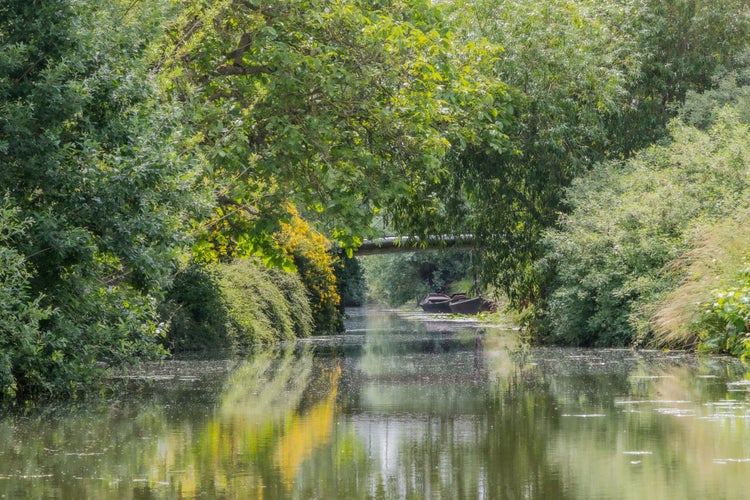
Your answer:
[2,308,750,499]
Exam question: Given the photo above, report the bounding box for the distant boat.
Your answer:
[419,293,466,313]
[419,293,451,313]
[448,296,493,315]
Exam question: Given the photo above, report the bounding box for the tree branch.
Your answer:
[216,63,271,76]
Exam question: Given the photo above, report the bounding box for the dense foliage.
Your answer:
[276,209,342,334]
[699,270,750,359]
[364,249,474,307]
[334,254,367,308]
[538,71,750,348]
[219,259,313,346]
[609,0,750,154]
[0,0,198,401]
[161,0,512,262]
[0,201,50,400]
[441,0,750,307]
[159,263,231,351]
[3,0,750,404]
[162,257,314,350]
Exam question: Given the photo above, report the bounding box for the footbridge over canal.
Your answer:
[354,234,475,256]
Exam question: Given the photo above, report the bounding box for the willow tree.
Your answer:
[158,0,513,264]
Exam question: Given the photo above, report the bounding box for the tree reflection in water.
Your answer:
[0,310,749,498]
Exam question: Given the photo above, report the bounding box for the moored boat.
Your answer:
[419,293,452,313]
[419,293,468,313]
[448,296,492,315]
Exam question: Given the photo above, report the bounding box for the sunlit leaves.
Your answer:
[162,0,512,259]
[276,207,342,334]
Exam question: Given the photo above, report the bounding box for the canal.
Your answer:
[1,308,750,498]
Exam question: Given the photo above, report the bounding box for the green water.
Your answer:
[2,308,750,499]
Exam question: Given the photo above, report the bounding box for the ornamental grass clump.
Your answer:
[650,213,750,349]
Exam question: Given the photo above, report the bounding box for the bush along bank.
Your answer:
[534,71,750,356]
[161,259,314,351]
[697,266,750,360]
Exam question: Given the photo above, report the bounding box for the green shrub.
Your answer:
[218,260,312,347]
[698,270,750,358]
[267,266,315,339]
[160,263,230,351]
[0,202,50,401]
[539,74,750,347]
[164,260,313,350]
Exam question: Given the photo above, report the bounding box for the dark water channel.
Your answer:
[2,308,750,499]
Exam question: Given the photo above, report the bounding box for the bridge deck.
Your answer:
[355,235,474,255]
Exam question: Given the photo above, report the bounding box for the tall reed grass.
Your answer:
[651,211,750,348]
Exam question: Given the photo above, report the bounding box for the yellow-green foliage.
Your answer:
[218,259,313,346]
[163,259,313,350]
[174,204,340,345]
[276,209,342,334]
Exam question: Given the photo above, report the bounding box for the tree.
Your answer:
[276,207,343,334]
[442,0,750,309]
[159,0,512,263]
[0,0,199,400]
[609,0,750,155]
[443,0,637,304]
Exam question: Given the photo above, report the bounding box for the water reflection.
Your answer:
[0,308,749,498]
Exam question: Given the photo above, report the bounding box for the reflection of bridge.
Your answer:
[355,234,475,256]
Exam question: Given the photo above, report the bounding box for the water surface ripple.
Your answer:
[1,308,749,499]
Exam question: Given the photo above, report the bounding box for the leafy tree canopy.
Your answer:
[0,0,200,400]
[159,0,513,262]
[441,0,639,303]
[440,0,750,306]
